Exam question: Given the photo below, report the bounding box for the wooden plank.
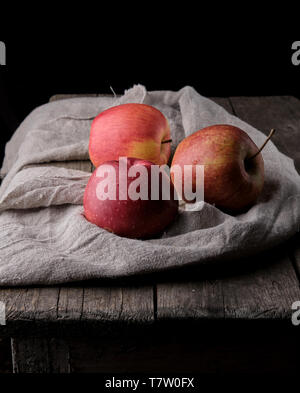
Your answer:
[9,321,300,373]
[230,96,300,173]
[0,338,12,372]
[210,96,234,114]
[49,93,117,102]
[57,287,84,321]
[0,288,60,323]
[49,94,98,102]
[57,285,155,324]
[66,322,300,374]
[157,280,224,319]
[82,285,154,323]
[157,247,300,320]
[0,284,154,335]
[11,337,70,373]
[156,96,300,320]
[11,337,50,373]
[222,249,300,319]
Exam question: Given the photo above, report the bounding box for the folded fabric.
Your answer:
[0,85,299,286]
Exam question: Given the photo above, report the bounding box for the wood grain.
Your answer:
[0,285,154,332]
[0,287,60,322]
[11,337,70,373]
[210,96,234,113]
[0,338,12,372]
[230,96,300,173]
[82,286,154,323]
[57,287,84,321]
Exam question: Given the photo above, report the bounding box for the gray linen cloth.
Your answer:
[0,85,299,286]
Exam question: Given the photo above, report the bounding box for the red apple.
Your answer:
[171,124,265,212]
[89,103,171,167]
[83,157,178,239]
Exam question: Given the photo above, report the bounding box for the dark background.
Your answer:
[0,32,299,167]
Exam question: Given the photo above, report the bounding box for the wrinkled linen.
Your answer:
[0,85,299,286]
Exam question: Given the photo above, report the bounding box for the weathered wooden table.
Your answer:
[0,95,300,374]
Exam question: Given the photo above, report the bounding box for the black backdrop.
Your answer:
[0,33,299,167]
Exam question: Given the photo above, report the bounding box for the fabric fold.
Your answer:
[0,85,299,286]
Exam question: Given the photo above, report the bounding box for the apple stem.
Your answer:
[248,128,276,160]
[161,139,172,144]
[109,85,117,98]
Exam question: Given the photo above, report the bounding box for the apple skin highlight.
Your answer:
[89,103,171,167]
[171,124,264,212]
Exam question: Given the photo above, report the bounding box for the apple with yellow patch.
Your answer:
[171,124,267,212]
[89,103,171,167]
